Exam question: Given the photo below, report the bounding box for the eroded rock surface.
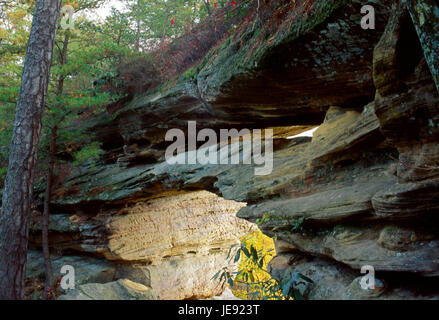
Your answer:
[58,279,159,300]
[26,0,439,300]
[26,250,116,294]
[29,192,253,299]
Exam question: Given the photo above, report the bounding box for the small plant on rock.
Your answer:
[213,230,313,300]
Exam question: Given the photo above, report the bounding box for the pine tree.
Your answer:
[0,0,62,300]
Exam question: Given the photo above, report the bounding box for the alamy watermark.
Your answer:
[165,121,273,176]
[58,4,376,32]
[361,5,375,30]
[60,265,75,290]
[360,265,375,290]
[60,5,76,30]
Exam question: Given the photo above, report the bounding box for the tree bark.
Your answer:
[42,29,69,300]
[203,0,212,16]
[135,0,141,51]
[0,0,61,300]
[42,125,57,299]
[161,11,170,45]
[56,30,70,96]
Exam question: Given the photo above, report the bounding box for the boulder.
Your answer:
[30,191,255,300]
[26,250,116,294]
[115,253,238,300]
[269,252,439,300]
[275,224,439,276]
[58,279,159,300]
[238,180,394,224]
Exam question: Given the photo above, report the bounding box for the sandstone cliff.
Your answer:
[27,0,439,300]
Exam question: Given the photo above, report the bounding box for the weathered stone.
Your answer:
[275,224,439,276]
[208,288,240,300]
[58,279,159,300]
[26,250,116,294]
[343,277,387,299]
[30,214,80,233]
[404,0,439,92]
[307,105,383,167]
[32,0,439,300]
[198,1,391,124]
[268,253,357,300]
[373,0,439,183]
[104,191,253,262]
[373,1,412,96]
[64,0,392,175]
[115,252,237,300]
[372,179,439,218]
[31,192,255,300]
[238,180,394,224]
[269,252,439,300]
[377,225,436,251]
[53,102,390,209]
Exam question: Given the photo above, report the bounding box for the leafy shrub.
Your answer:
[72,141,103,166]
[151,1,255,84]
[214,228,315,300]
[213,230,281,300]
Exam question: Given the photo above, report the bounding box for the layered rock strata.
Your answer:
[26,0,439,300]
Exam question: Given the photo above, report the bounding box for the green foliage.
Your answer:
[0,0,127,181]
[213,230,312,300]
[255,210,275,225]
[72,141,103,166]
[290,217,305,233]
[0,167,7,183]
[235,233,281,300]
[0,103,15,184]
[277,269,314,300]
[286,217,330,237]
[183,67,197,80]
[0,0,256,183]
[116,0,211,51]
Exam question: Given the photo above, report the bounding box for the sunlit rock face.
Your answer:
[29,192,255,299]
[104,191,254,299]
[58,279,159,300]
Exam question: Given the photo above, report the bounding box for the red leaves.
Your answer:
[214,1,237,10]
[151,0,248,85]
[46,287,53,298]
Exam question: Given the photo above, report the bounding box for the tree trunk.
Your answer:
[41,29,69,300]
[191,0,199,29]
[56,30,70,96]
[203,0,212,16]
[116,27,122,46]
[135,0,141,51]
[42,125,57,300]
[0,0,61,300]
[161,12,170,45]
